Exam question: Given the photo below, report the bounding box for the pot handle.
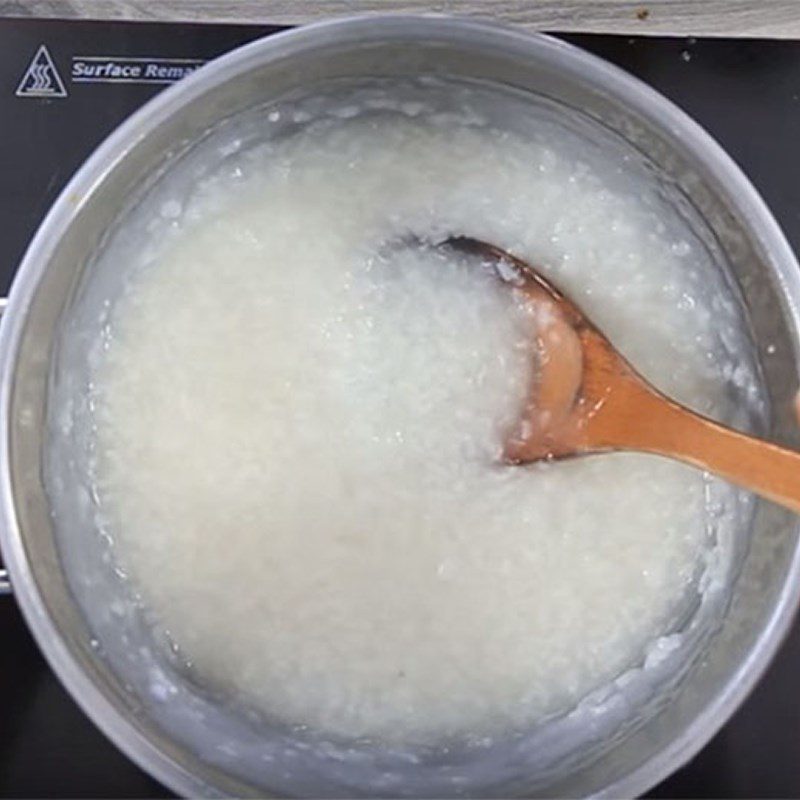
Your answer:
[0,299,9,595]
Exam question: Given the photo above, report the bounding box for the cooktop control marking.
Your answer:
[16,44,68,98]
[71,56,206,85]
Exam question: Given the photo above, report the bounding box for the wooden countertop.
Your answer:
[2,0,800,38]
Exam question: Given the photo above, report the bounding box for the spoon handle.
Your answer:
[618,390,800,514]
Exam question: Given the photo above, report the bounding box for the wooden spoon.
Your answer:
[443,236,800,515]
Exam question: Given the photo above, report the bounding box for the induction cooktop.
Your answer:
[1,18,799,797]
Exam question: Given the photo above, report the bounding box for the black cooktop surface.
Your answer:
[1,18,800,798]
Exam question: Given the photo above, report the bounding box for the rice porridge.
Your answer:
[48,81,761,745]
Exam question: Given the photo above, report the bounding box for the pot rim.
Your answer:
[1,14,799,798]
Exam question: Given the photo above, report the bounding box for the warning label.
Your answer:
[16,45,68,98]
[71,56,205,85]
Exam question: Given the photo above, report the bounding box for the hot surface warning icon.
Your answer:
[16,45,68,98]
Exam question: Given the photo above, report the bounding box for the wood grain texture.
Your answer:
[2,0,800,38]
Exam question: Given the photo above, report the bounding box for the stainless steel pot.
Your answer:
[1,16,799,798]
